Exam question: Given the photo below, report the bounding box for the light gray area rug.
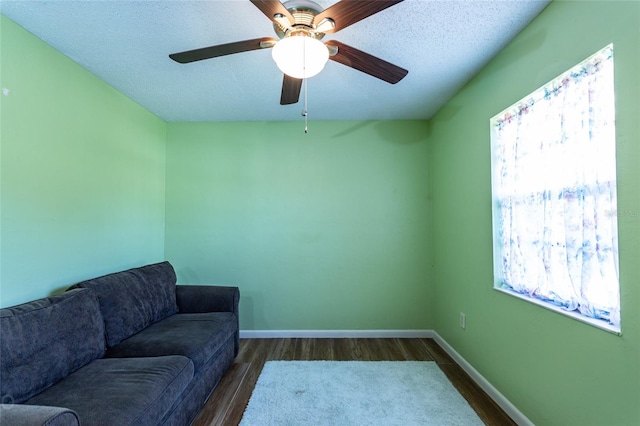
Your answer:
[240,361,484,425]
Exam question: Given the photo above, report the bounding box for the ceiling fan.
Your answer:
[169,0,408,106]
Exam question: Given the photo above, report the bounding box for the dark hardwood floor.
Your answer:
[193,338,516,426]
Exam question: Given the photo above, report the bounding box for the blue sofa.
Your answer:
[0,262,239,426]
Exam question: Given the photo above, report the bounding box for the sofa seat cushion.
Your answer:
[0,288,105,404]
[106,312,237,373]
[25,356,194,426]
[70,261,179,348]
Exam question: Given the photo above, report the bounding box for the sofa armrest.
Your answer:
[176,285,240,357]
[176,285,239,314]
[0,404,79,426]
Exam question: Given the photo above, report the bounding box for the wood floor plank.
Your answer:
[438,363,517,426]
[422,337,457,364]
[346,338,366,360]
[196,338,515,425]
[397,337,435,361]
[332,337,354,361]
[273,338,295,361]
[216,364,257,425]
[356,338,379,360]
[191,363,249,426]
[380,337,411,361]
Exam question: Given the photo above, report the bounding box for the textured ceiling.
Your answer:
[0,0,550,122]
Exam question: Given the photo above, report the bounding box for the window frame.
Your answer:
[489,44,621,335]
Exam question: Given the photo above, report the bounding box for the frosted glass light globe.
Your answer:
[272,35,329,79]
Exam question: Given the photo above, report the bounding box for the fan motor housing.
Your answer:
[274,0,324,39]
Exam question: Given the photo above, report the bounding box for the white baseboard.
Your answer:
[240,329,435,338]
[431,332,534,426]
[239,329,533,426]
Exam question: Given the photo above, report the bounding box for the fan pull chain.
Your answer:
[301,37,309,133]
[302,77,308,133]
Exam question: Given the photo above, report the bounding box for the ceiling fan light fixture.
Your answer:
[272,33,329,79]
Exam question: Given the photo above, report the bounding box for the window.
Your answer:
[490,44,620,333]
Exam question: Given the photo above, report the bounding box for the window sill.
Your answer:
[494,287,621,335]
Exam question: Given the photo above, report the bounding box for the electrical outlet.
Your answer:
[459,312,466,330]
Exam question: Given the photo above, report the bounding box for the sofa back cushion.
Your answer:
[70,261,179,348]
[0,288,105,403]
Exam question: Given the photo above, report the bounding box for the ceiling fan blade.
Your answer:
[169,37,277,64]
[326,40,408,84]
[280,74,302,105]
[313,0,403,34]
[250,0,295,27]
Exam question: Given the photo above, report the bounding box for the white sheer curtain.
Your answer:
[493,45,620,327]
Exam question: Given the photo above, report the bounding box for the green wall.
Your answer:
[0,16,167,307]
[3,2,640,423]
[428,1,639,425]
[165,121,432,331]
